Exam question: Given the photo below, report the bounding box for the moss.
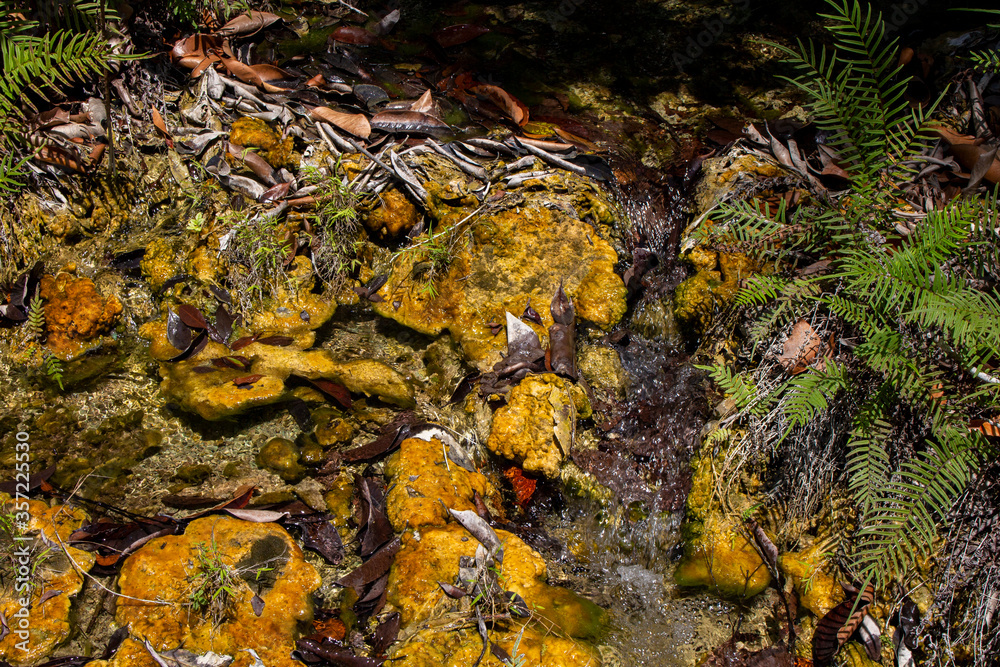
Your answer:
[779,547,845,618]
[674,249,754,335]
[365,188,420,238]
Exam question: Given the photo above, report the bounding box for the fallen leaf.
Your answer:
[779,319,822,374]
[176,304,208,329]
[337,536,400,594]
[331,25,377,45]
[233,374,264,386]
[469,84,528,126]
[214,10,282,37]
[311,106,371,139]
[409,89,434,114]
[433,23,490,48]
[370,110,449,135]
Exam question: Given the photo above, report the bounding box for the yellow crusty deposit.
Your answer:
[113,516,320,667]
[486,374,591,479]
[0,497,95,666]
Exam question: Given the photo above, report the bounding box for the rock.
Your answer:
[779,546,844,618]
[392,625,599,667]
[372,154,626,369]
[577,345,629,400]
[114,516,320,667]
[173,463,213,485]
[365,187,420,238]
[692,149,787,222]
[673,248,754,335]
[140,237,180,293]
[256,437,305,483]
[384,436,491,531]
[382,430,606,664]
[313,408,355,447]
[142,328,414,420]
[674,430,771,598]
[0,497,95,666]
[486,374,591,479]
[39,272,122,360]
[229,117,295,169]
[673,512,771,598]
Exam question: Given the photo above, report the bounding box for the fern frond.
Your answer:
[846,384,893,517]
[853,428,983,587]
[735,274,790,307]
[780,358,849,438]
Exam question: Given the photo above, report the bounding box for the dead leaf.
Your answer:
[310,106,371,139]
[331,25,377,45]
[410,89,435,114]
[779,319,822,374]
[214,10,282,37]
[433,23,490,48]
[469,84,528,126]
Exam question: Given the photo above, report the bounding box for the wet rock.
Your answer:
[143,328,413,420]
[39,271,122,360]
[674,432,770,598]
[384,436,491,530]
[673,248,753,335]
[0,496,95,665]
[393,625,600,667]
[779,545,844,618]
[365,187,420,238]
[577,345,629,400]
[323,473,356,529]
[373,155,626,368]
[382,430,606,664]
[229,117,295,169]
[114,516,320,667]
[313,408,355,447]
[173,463,213,485]
[692,149,788,221]
[140,237,181,293]
[257,437,305,483]
[298,436,325,465]
[486,374,590,479]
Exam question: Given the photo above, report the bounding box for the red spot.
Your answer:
[504,466,536,506]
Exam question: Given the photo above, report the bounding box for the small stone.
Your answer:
[173,463,213,485]
[256,437,305,483]
[222,461,241,478]
[314,409,355,447]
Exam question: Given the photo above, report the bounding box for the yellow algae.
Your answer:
[0,497,94,666]
[39,272,122,361]
[365,188,420,238]
[486,374,590,479]
[114,516,320,667]
[229,117,295,169]
[384,436,490,531]
[373,192,626,369]
[779,546,845,618]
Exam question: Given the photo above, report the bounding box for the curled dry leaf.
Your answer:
[214,10,282,37]
[370,110,448,135]
[469,84,528,126]
[310,106,371,139]
[780,319,822,374]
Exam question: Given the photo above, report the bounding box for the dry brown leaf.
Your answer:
[410,89,434,114]
[171,34,222,61]
[780,319,822,374]
[214,10,282,37]
[469,84,528,126]
[311,106,371,138]
[151,108,170,138]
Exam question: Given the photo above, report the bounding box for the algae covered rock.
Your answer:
[40,271,122,360]
[384,436,491,530]
[779,545,845,618]
[674,430,771,598]
[486,374,591,479]
[372,156,626,368]
[0,497,95,666]
[382,426,607,666]
[256,437,306,483]
[673,248,754,335]
[114,516,320,667]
